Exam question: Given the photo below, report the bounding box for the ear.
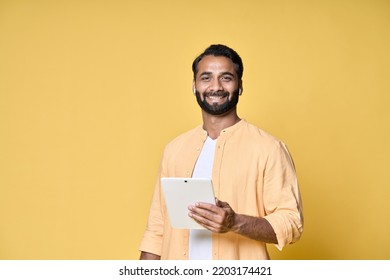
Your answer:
[192,81,196,95]
[239,80,243,95]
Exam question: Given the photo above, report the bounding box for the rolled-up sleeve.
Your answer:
[138,179,164,255]
[138,152,168,256]
[262,141,304,250]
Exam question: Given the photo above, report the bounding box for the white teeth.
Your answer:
[208,96,224,99]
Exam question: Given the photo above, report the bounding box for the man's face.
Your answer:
[194,55,241,116]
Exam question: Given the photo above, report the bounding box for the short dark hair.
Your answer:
[192,44,244,80]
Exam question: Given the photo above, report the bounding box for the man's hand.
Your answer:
[188,197,278,244]
[188,198,235,233]
[139,251,161,260]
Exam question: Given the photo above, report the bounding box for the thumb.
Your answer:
[215,198,229,208]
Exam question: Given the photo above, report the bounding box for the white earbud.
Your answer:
[239,89,242,95]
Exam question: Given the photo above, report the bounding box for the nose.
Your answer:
[209,78,223,92]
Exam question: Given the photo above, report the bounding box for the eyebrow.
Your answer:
[198,71,235,77]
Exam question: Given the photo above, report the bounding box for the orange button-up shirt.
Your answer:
[139,120,303,259]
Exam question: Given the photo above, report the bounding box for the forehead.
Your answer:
[197,55,236,75]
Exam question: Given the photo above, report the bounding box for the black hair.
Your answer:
[192,44,244,80]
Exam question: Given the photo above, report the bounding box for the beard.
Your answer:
[195,89,240,116]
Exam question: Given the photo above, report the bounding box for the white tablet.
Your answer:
[161,177,215,229]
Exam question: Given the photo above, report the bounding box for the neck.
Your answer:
[201,109,241,140]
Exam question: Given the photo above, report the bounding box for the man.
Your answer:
[139,44,303,260]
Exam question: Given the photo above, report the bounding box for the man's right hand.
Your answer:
[139,251,161,260]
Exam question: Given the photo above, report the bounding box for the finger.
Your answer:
[215,198,230,208]
[188,205,223,220]
[188,211,224,232]
[190,208,229,228]
[191,202,222,214]
[188,206,216,220]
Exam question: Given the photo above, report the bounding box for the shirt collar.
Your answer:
[197,119,246,138]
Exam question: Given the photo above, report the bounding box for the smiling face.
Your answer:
[193,55,242,116]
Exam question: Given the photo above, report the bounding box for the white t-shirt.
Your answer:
[189,136,216,260]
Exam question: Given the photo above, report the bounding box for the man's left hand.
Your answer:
[188,198,236,233]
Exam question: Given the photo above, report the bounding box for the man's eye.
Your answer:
[221,76,232,81]
[201,76,210,81]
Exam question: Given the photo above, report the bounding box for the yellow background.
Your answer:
[1,0,389,259]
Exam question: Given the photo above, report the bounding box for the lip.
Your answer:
[205,91,229,104]
[205,94,228,105]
